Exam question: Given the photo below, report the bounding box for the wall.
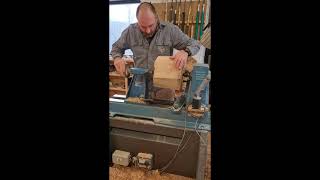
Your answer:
[140,0,209,63]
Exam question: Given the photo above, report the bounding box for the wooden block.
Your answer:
[153,56,183,90]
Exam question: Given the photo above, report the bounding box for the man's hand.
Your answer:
[113,57,126,76]
[169,50,189,70]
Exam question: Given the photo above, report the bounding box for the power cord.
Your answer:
[159,102,189,174]
[194,117,208,146]
[159,75,208,174]
[159,79,193,174]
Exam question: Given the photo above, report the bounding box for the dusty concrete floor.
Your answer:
[110,133,211,180]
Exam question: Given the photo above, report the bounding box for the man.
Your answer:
[110,2,200,102]
[111,2,200,76]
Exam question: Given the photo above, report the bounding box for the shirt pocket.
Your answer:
[130,40,144,59]
[155,39,171,56]
[131,42,149,68]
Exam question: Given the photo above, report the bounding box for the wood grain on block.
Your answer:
[153,56,183,90]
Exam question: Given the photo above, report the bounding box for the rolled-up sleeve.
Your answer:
[110,27,130,59]
[170,25,201,56]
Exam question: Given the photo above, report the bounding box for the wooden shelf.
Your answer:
[109,58,133,97]
[110,87,126,92]
[109,73,133,79]
[109,72,122,77]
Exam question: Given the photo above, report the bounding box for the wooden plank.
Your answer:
[110,87,126,92]
[109,72,122,77]
[125,78,128,94]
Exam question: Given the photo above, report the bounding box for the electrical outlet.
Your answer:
[112,150,131,167]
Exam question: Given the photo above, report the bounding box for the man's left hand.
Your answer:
[169,50,188,70]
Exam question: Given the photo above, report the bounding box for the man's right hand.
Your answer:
[113,57,126,76]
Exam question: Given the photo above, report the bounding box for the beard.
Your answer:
[141,21,159,38]
[143,31,156,38]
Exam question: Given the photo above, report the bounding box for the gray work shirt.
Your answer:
[111,21,201,73]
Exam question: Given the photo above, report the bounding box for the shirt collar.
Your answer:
[159,21,166,29]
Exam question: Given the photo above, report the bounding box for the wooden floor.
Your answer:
[110,133,211,180]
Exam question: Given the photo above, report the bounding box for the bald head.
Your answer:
[136,2,159,38]
[136,2,158,20]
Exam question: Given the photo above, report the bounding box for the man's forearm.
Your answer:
[110,45,124,60]
[110,27,129,59]
[171,25,201,56]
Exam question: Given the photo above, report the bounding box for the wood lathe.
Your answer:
[109,56,211,179]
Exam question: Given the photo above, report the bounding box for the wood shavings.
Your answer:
[126,97,146,104]
[110,165,194,180]
[185,58,197,73]
[187,105,206,118]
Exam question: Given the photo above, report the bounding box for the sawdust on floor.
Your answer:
[110,165,194,180]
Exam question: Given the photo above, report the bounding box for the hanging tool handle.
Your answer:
[165,0,168,21]
[169,0,173,23]
[177,0,181,27]
[194,1,200,39]
[199,2,205,39]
